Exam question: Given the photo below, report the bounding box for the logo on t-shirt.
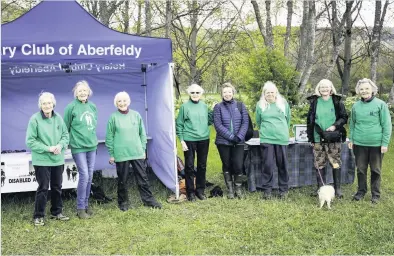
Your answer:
[80,111,95,130]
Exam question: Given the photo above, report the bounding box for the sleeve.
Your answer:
[105,115,115,158]
[380,102,392,147]
[255,104,261,129]
[25,116,50,153]
[333,100,348,129]
[175,104,185,141]
[349,105,356,143]
[236,103,249,140]
[286,102,291,128]
[208,108,214,126]
[213,103,234,141]
[138,114,148,151]
[306,102,314,143]
[57,117,70,150]
[63,103,73,132]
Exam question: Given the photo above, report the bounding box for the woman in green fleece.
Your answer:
[349,78,392,204]
[64,80,98,219]
[256,81,291,200]
[176,84,213,201]
[105,91,161,211]
[26,92,70,226]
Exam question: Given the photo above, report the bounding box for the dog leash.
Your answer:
[317,168,326,186]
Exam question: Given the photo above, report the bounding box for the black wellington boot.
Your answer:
[333,168,343,199]
[234,174,245,199]
[223,172,234,199]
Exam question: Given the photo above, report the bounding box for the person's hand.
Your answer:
[310,143,314,147]
[109,157,115,165]
[381,146,388,153]
[49,146,57,153]
[233,136,241,144]
[181,141,188,151]
[53,144,62,155]
[326,126,336,132]
[348,142,353,149]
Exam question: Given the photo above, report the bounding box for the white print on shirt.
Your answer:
[80,111,95,130]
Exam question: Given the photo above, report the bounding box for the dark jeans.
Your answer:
[116,159,156,206]
[33,165,64,219]
[260,143,289,193]
[353,145,383,198]
[184,139,210,195]
[217,144,244,175]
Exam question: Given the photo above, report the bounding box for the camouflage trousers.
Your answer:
[313,142,342,170]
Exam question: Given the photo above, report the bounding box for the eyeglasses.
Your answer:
[190,92,201,95]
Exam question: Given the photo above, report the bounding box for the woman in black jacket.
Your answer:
[306,79,348,198]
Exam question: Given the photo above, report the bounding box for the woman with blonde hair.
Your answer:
[349,78,392,204]
[64,80,98,219]
[306,79,348,198]
[256,81,291,199]
[176,83,213,201]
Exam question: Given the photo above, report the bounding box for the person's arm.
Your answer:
[105,115,115,158]
[138,113,147,151]
[236,103,249,140]
[213,103,235,141]
[63,103,73,132]
[175,104,185,141]
[286,102,291,128]
[333,100,348,129]
[306,101,314,143]
[349,105,356,144]
[26,116,50,153]
[255,104,261,129]
[57,117,70,151]
[208,106,214,126]
[380,103,392,147]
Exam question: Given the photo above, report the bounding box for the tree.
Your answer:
[284,0,293,58]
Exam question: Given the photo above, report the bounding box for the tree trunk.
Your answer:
[370,0,389,84]
[121,0,130,33]
[165,0,172,38]
[265,0,274,49]
[136,0,142,34]
[389,81,394,105]
[251,0,267,45]
[342,0,353,96]
[189,0,199,84]
[295,1,309,72]
[145,0,152,36]
[284,0,293,58]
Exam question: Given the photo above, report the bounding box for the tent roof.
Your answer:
[1,0,172,64]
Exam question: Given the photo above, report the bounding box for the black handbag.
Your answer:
[315,124,341,143]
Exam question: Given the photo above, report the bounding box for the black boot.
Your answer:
[223,172,234,199]
[234,174,245,199]
[310,168,326,197]
[333,168,343,199]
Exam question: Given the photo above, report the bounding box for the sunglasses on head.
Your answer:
[190,92,201,94]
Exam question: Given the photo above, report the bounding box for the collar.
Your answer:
[118,109,129,114]
[222,98,234,104]
[77,98,88,103]
[189,98,199,104]
[361,95,375,103]
[40,110,56,119]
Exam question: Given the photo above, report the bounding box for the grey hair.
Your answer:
[73,80,93,98]
[221,82,237,95]
[186,83,204,95]
[355,78,378,95]
[314,79,337,96]
[259,81,287,115]
[38,92,56,109]
[114,91,131,108]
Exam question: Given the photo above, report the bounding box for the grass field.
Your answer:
[2,132,394,255]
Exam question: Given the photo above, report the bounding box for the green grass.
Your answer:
[2,132,394,255]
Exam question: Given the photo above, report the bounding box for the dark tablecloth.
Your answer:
[244,139,355,192]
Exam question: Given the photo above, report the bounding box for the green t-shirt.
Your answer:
[255,101,291,145]
[314,97,336,142]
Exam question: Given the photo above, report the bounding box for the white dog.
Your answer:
[318,185,335,209]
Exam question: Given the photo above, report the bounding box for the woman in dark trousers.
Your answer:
[213,83,249,199]
[176,83,213,201]
[26,92,70,226]
[349,78,392,204]
[306,79,348,198]
[255,81,291,200]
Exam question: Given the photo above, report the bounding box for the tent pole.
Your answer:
[141,64,149,135]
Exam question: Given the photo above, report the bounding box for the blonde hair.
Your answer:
[259,81,287,115]
[73,80,93,98]
[221,82,236,95]
[314,79,337,96]
[355,78,378,95]
[186,83,204,95]
[113,91,130,108]
[38,92,56,109]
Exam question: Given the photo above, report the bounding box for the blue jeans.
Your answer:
[72,150,96,210]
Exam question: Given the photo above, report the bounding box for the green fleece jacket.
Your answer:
[105,110,147,162]
[176,99,213,141]
[349,97,392,147]
[26,111,69,166]
[64,99,98,154]
[256,101,291,145]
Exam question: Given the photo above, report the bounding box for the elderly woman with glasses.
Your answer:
[349,78,392,204]
[213,82,249,199]
[256,81,291,200]
[26,92,70,226]
[64,80,98,219]
[306,79,348,198]
[176,84,213,201]
[105,91,161,211]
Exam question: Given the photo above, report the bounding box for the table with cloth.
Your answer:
[243,138,356,192]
